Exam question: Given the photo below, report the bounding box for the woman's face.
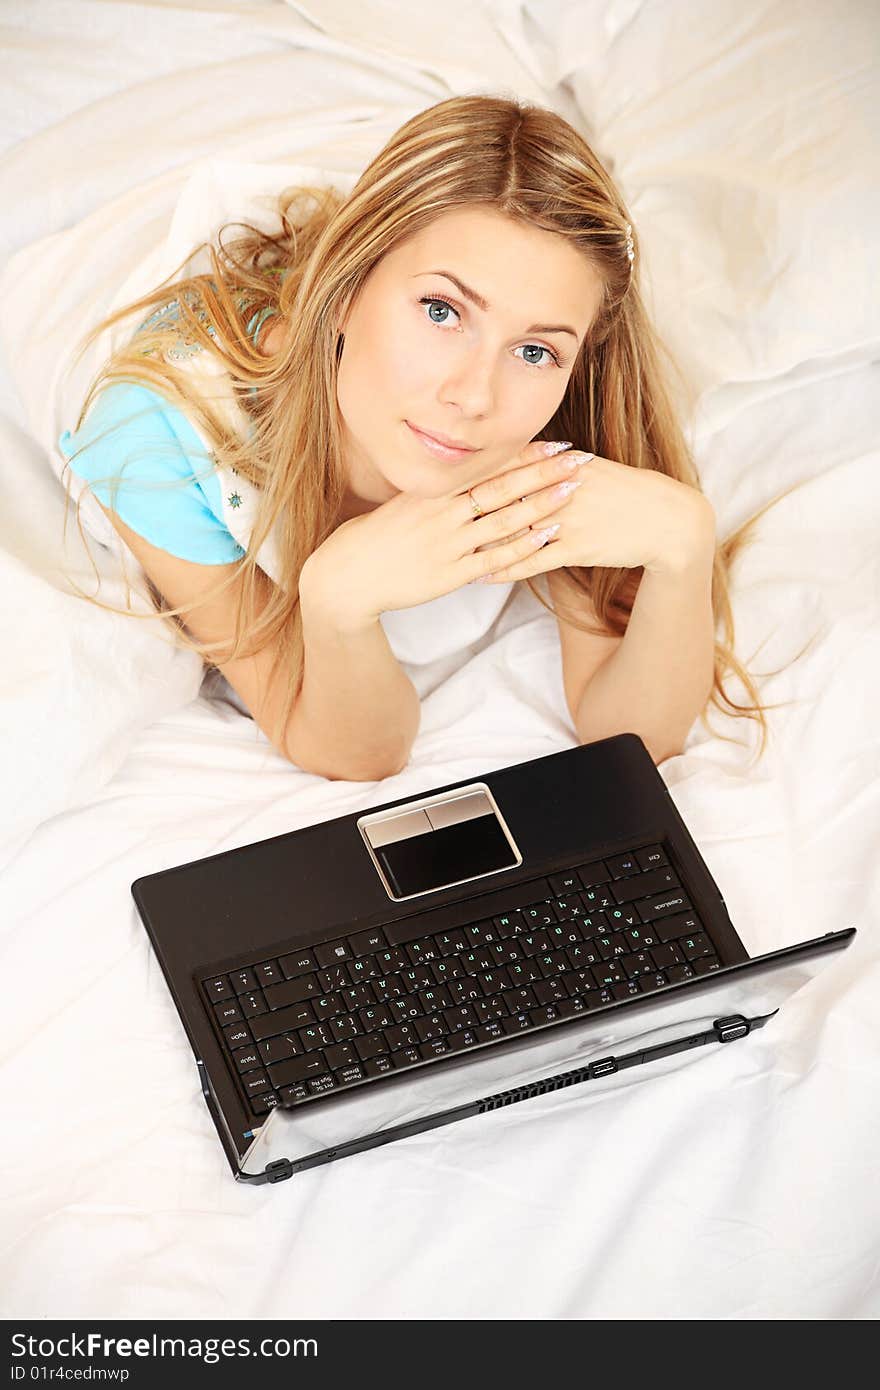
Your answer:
[334,205,604,519]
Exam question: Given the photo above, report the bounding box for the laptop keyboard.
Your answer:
[199,840,723,1118]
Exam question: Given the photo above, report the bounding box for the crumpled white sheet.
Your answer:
[0,0,878,1321]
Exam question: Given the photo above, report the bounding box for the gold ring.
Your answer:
[467,487,483,519]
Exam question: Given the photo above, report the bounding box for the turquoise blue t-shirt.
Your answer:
[57,297,279,564]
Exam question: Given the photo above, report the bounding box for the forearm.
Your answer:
[574,539,716,765]
[296,590,420,781]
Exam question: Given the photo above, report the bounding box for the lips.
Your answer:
[406,421,477,456]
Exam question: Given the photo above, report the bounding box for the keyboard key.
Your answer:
[549,871,581,895]
[258,1034,301,1065]
[335,1063,366,1085]
[204,976,234,1002]
[347,955,380,983]
[566,968,598,996]
[556,995,589,1019]
[223,1022,251,1049]
[448,977,482,1003]
[264,974,320,1010]
[353,1033,388,1063]
[250,1092,280,1115]
[364,1055,395,1076]
[375,946,410,973]
[250,1001,323,1042]
[638,891,694,923]
[307,1075,336,1095]
[475,1021,505,1042]
[417,985,453,1013]
[529,1004,559,1026]
[603,905,642,931]
[577,861,610,889]
[596,933,628,959]
[612,866,679,904]
[297,1022,334,1052]
[415,1013,447,1042]
[231,1045,262,1073]
[278,949,318,979]
[230,967,258,994]
[500,985,538,1014]
[605,851,642,878]
[238,990,268,1018]
[638,973,669,993]
[348,927,389,956]
[680,933,712,960]
[317,965,350,992]
[464,921,499,948]
[392,1047,421,1069]
[623,925,661,950]
[389,996,422,1023]
[533,977,568,1005]
[242,1071,272,1097]
[620,951,655,979]
[502,1012,536,1034]
[267,1052,327,1087]
[279,1082,310,1103]
[636,844,669,871]
[567,943,600,969]
[647,911,703,945]
[650,942,684,970]
[445,1028,480,1052]
[314,989,348,1023]
[254,960,282,987]
[329,1013,360,1043]
[474,996,509,1024]
[213,999,242,1026]
[593,961,626,986]
[693,956,721,975]
[443,1004,479,1032]
[385,1024,418,1051]
[434,930,468,956]
[314,939,352,967]
[355,1006,394,1039]
[611,981,641,1001]
[419,1038,450,1059]
[666,963,696,983]
[493,910,527,936]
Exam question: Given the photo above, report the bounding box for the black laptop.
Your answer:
[131,733,855,1183]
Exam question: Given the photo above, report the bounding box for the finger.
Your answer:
[469,520,563,583]
[476,536,566,585]
[469,448,593,530]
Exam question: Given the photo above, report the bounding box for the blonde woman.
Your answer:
[58,95,801,782]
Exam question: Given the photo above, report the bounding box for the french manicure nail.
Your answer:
[542,440,572,456]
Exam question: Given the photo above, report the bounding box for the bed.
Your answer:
[1,0,878,1319]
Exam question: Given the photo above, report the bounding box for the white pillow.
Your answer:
[513,0,879,435]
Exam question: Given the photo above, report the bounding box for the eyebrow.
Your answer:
[413,269,580,340]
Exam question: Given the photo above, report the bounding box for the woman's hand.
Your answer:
[474,452,717,582]
[298,438,590,628]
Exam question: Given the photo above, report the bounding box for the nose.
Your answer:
[437,342,497,420]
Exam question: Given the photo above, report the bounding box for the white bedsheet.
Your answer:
[0,0,878,1320]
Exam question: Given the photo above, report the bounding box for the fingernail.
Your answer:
[542,440,572,456]
[533,523,561,544]
[562,451,595,469]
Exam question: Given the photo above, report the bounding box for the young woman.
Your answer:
[58,95,799,781]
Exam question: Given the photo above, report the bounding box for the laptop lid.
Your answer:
[131,733,855,1180]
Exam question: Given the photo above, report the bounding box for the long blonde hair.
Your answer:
[60,94,812,764]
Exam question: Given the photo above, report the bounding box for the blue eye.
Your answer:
[418,295,560,368]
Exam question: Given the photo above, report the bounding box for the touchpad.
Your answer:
[358,786,521,902]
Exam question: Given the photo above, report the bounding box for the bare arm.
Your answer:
[292,577,421,782]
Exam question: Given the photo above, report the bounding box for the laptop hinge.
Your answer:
[265,1159,295,1184]
[713,1014,751,1043]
